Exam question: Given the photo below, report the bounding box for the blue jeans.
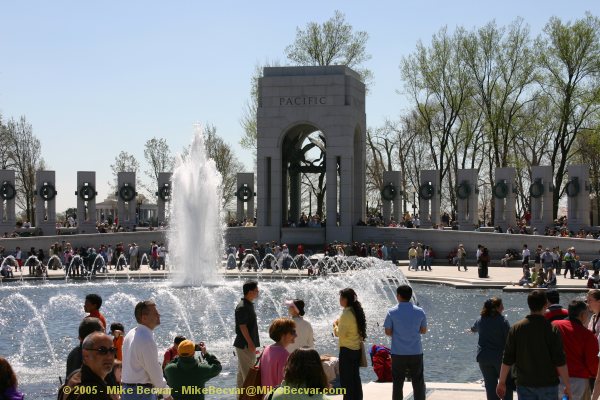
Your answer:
[515,385,557,400]
[478,361,513,400]
[121,384,157,400]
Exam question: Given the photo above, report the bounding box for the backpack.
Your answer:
[369,345,392,382]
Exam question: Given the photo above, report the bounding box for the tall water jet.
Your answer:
[168,126,224,285]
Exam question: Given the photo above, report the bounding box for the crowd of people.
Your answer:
[469,289,600,400]
[4,280,600,400]
[0,240,168,278]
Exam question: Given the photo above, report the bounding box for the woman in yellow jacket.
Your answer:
[333,288,366,400]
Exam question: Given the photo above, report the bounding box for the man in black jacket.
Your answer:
[67,332,115,400]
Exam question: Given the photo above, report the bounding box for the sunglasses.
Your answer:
[85,346,118,355]
[291,330,297,336]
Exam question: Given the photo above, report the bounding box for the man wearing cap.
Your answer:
[122,300,172,400]
[164,340,222,400]
[67,332,115,400]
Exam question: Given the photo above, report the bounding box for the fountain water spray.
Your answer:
[168,125,224,286]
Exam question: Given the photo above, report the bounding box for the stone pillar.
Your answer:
[456,169,479,230]
[235,173,255,223]
[289,172,301,224]
[157,172,172,227]
[419,170,441,228]
[0,170,16,234]
[326,153,338,229]
[340,155,354,229]
[35,170,57,235]
[76,171,98,234]
[493,168,517,231]
[382,171,402,225]
[117,172,137,230]
[567,165,591,231]
[530,166,553,233]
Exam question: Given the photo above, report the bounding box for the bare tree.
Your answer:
[285,10,373,86]
[5,116,42,223]
[143,137,173,198]
[537,13,600,217]
[109,151,140,191]
[401,27,473,204]
[239,60,280,153]
[203,124,244,208]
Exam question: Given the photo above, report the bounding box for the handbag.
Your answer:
[240,350,263,400]
[359,340,368,368]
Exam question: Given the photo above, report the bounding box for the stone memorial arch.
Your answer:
[256,66,366,244]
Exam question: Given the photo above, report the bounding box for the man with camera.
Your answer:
[164,340,222,400]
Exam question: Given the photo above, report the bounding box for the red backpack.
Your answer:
[370,345,392,382]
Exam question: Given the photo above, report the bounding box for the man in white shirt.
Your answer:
[522,244,531,268]
[129,244,138,270]
[122,300,172,400]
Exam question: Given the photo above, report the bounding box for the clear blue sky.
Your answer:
[1,0,597,212]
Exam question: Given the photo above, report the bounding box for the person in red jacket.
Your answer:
[552,300,599,399]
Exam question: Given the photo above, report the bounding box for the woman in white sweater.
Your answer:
[285,299,314,353]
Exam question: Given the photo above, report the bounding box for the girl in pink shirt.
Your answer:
[260,318,297,392]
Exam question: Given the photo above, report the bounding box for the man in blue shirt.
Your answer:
[384,285,427,400]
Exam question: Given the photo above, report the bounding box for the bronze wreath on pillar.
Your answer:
[157,183,171,201]
[0,181,16,201]
[236,184,253,202]
[565,177,580,198]
[118,184,136,202]
[493,181,509,199]
[38,182,57,201]
[77,183,96,201]
[381,183,397,201]
[529,179,544,199]
[418,182,434,200]
[456,181,471,200]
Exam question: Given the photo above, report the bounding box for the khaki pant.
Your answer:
[236,346,257,391]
